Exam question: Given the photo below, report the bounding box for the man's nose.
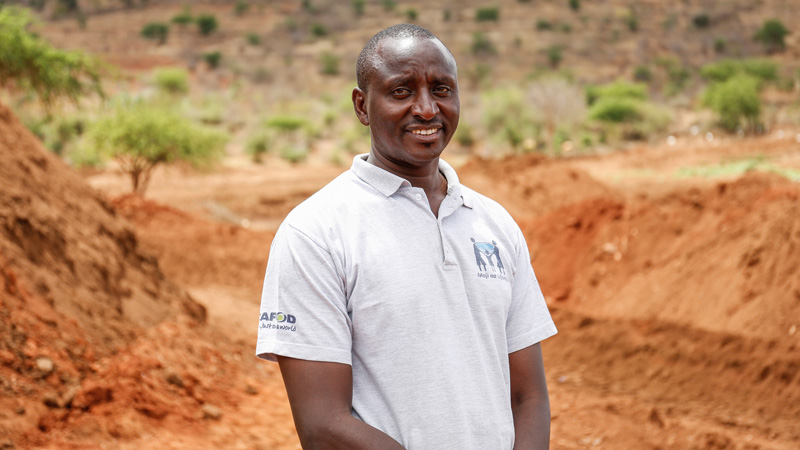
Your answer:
[411,91,439,121]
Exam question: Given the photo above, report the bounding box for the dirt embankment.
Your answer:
[0,101,217,448]
[461,153,800,448]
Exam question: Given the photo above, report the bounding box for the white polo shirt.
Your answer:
[256,154,557,450]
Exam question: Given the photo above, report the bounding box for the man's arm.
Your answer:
[509,343,551,450]
[277,356,406,450]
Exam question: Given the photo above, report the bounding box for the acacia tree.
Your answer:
[753,19,789,53]
[0,6,103,109]
[89,104,228,195]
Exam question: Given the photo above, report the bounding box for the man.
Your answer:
[256,24,557,449]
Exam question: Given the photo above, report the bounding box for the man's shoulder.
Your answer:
[460,184,515,221]
[282,167,382,234]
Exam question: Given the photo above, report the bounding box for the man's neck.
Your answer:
[366,152,443,195]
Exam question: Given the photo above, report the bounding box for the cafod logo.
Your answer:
[259,311,298,332]
[260,312,296,323]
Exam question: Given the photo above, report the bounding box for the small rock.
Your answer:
[244,384,259,395]
[42,392,61,408]
[165,371,184,388]
[61,385,81,408]
[0,439,15,449]
[202,404,222,420]
[15,405,25,415]
[602,242,617,254]
[649,408,665,428]
[36,357,55,374]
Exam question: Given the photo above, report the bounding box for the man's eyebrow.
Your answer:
[384,74,413,86]
[383,74,457,86]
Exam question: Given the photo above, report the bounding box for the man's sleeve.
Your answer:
[255,222,352,364]
[505,226,557,353]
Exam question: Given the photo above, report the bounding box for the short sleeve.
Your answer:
[505,226,557,353]
[255,222,353,364]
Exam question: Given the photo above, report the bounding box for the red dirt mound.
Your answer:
[523,171,800,341]
[0,101,206,446]
[459,154,621,219]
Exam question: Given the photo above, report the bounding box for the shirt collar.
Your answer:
[351,154,473,209]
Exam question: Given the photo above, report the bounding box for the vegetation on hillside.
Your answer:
[4,0,798,166]
[0,6,103,108]
[87,102,227,194]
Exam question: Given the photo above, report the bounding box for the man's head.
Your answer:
[353,24,460,169]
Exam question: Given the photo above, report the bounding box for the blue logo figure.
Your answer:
[471,237,487,271]
[471,238,505,275]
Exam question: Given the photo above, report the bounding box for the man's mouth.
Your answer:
[411,128,439,136]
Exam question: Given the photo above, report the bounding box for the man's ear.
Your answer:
[352,87,369,126]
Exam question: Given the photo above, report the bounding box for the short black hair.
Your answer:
[356,24,454,91]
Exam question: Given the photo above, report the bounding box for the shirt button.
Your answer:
[415,193,422,201]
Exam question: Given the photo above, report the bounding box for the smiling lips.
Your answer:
[411,128,439,136]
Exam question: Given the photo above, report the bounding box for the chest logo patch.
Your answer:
[471,237,507,279]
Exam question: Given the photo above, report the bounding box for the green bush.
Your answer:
[568,0,580,11]
[666,65,691,94]
[589,97,641,123]
[264,115,314,163]
[585,81,647,105]
[714,37,726,53]
[589,98,670,139]
[265,115,310,133]
[320,52,339,75]
[88,104,227,194]
[740,59,779,82]
[547,46,562,68]
[234,0,249,16]
[246,131,272,163]
[171,12,193,25]
[753,19,789,52]
[634,65,652,82]
[536,19,552,30]
[352,0,365,16]
[311,23,327,37]
[154,67,189,95]
[141,22,169,44]
[703,74,761,131]
[203,51,222,69]
[443,9,451,21]
[0,6,103,108]
[692,14,710,28]
[381,0,396,11]
[475,7,499,22]
[196,14,218,36]
[246,33,260,45]
[585,80,670,139]
[700,60,739,83]
[700,59,778,84]
[406,8,418,21]
[625,14,638,32]
[471,32,496,55]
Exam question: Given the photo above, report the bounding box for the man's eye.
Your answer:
[433,86,451,95]
[391,88,411,96]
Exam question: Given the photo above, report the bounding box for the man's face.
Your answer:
[354,37,460,168]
